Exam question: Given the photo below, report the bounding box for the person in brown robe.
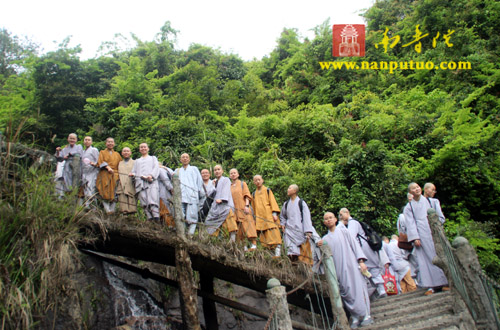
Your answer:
[116,147,137,214]
[96,137,122,214]
[229,168,257,251]
[251,175,282,258]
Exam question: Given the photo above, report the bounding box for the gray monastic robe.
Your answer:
[81,146,99,198]
[426,197,445,224]
[280,197,314,255]
[382,241,400,292]
[204,176,233,234]
[57,144,83,192]
[132,155,160,218]
[322,222,370,319]
[388,239,411,282]
[397,213,418,277]
[404,197,448,288]
[158,167,174,213]
[176,165,204,224]
[346,218,390,294]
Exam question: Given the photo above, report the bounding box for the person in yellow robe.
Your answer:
[96,137,122,214]
[251,175,282,257]
[229,168,257,251]
[116,147,137,214]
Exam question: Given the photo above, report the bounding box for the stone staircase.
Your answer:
[363,289,476,330]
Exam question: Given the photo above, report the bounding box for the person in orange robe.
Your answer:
[251,175,282,258]
[96,137,122,214]
[229,168,257,251]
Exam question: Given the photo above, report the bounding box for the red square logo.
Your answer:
[332,24,365,57]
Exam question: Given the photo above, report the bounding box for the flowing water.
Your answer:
[103,261,170,329]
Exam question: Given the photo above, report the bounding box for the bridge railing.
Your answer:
[428,209,500,330]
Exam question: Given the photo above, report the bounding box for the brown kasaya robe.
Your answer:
[96,149,122,201]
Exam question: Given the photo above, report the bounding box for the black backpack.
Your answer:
[357,220,383,251]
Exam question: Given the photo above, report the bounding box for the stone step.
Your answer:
[370,288,431,308]
[370,291,453,316]
[365,293,456,330]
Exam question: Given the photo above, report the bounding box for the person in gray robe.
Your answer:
[199,168,215,219]
[55,133,83,198]
[158,165,174,214]
[279,184,314,262]
[382,236,400,294]
[404,182,449,295]
[204,165,236,240]
[176,153,204,235]
[423,182,445,224]
[388,235,417,293]
[130,143,160,222]
[80,136,99,207]
[319,212,372,328]
[397,209,418,281]
[339,208,390,299]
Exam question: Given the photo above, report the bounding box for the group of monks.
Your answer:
[55,133,449,329]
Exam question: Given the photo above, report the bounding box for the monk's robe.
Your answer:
[96,150,122,201]
[81,146,99,201]
[426,197,445,224]
[346,217,390,297]
[57,144,83,193]
[117,158,136,214]
[204,176,237,235]
[251,185,281,247]
[159,167,174,226]
[231,179,257,241]
[132,155,160,220]
[280,196,314,257]
[404,197,448,289]
[176,165,203,224]
[388,238,417,293]
[322,222,371,321]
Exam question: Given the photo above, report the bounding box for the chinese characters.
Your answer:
[375,25,455,53]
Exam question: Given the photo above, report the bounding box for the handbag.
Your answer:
[398,233,413,251]
[382,268,398,295]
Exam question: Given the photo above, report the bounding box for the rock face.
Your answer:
[42,252,310,330]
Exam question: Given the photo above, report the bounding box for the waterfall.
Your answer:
[103,261,170,329]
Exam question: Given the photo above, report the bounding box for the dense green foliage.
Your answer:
[1,0,499,276]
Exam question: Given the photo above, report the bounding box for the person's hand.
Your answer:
[281,225,285,231]
[414,239,421,247]
[129,172,135,177]
[272,214,278,222]
[385,263,390,269]
[244,205,250,214]
[306,232,312,239]
[147,175,153,183]
[317,240,323,247]
[359,261,368,273]
[216,199,222,204]
[107,166,114,174]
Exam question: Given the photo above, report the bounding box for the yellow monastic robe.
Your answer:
[117,158,137,213]
[96,150,122,201]
[251,185,282,247]
[231,179,257,240]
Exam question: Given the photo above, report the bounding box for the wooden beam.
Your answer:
[200,273,218,330]
[172,173,200,330]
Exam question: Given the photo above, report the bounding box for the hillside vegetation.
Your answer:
[1,0,499,281]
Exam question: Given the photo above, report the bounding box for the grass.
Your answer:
[0,143,85,329]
